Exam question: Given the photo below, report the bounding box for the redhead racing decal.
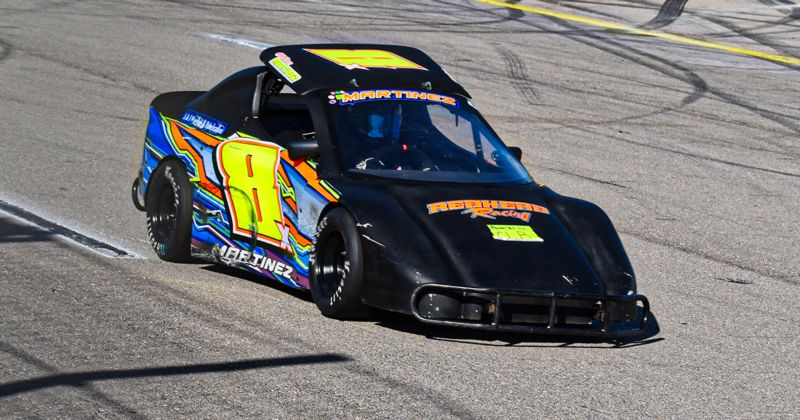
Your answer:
[427,199,550,222]
[305,48,427,70]
[487,225,543,242]
[330,89,458,107]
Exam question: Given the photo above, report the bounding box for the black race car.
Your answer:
[132,44,650,336]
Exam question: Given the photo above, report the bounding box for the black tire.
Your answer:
[145,160,193,262]
[310,208,368,319]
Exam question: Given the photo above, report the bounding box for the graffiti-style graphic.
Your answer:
[141,108,339,288]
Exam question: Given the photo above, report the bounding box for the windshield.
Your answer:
[329,91,531,184]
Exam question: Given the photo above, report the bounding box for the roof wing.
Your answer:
[259,44,471,98]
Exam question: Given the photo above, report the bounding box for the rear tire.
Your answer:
[145,160,193,262]
[310,208,368,319]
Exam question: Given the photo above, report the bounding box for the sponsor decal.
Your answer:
[487,224,543,242]
[329,89,458,107]
[427,199,549,222]
[216,245,294,278]
[180,109,227,136]
[268,53,302,83]
[304,48,427,70]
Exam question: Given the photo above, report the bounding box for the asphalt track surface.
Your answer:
[1,0,799,417]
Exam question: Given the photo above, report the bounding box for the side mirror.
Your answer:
[508,146,522,161]
[286,137,320,160]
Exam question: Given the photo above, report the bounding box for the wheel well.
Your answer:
[143,157,189,205]
[317,203,344,224]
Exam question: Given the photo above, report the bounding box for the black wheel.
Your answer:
[310,208,368,319]
[145,160,193,262]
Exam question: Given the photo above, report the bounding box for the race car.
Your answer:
[131,44,650,336]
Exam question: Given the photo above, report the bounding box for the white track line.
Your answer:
[200,33,274,50]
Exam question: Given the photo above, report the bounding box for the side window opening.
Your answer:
[257,80,315,144]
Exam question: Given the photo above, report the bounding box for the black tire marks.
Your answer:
[496,46,540,105]
[642,0,688,29]
[760,0,800,20]
[517,12,710,107]
[543,166,628,188]
[0,37,10,64]
[21,49,158,95]
[503,5,800,137]
[504,0,526,21]
[623,229,799,285]
[518,15,800,175]
[699,13,800,61]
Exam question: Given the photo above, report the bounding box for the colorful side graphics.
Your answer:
[329,89,458,107]
[487,224,543,242]
[141,107,339,289]
[427,199,549,222]
[304,48,427,71]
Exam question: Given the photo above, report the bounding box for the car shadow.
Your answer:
[0,351,348,398]
[199,263,661,348]
[200,264,314,303]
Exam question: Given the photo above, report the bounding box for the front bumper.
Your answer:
[411,284,649,337]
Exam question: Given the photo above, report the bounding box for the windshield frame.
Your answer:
[318,89,532,185]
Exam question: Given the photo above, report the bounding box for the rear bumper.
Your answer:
[411,284,649,337]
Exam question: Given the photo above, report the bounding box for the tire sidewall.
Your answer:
[310,208,366,318]
[145,160,193,262]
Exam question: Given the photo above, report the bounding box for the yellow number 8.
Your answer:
[217,139,288,251]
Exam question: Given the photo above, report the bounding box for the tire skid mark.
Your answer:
[708,87,800,135]
[557,116,800,180]
[554,0,642,22]
[496,46,540,105]
[540,16,709,107]
[616,133,800,178]
[542,166,628,188]
[699,14,800,64]
[622,230,799,286]
[0,0,81,18]
[503,0,525,21]
[760,0,800,19]
[498,7,800,136]
[190,1,513,29]
[448,1,800,153]
[22,49,158,94]
[642,0,689,29]
[0,37,10,63]
[0,92,138,123]
[451,0,710,109]
[476,0,800,65]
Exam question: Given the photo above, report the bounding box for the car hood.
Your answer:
[386,182,605,295]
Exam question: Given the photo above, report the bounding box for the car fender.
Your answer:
[540,187,636,295]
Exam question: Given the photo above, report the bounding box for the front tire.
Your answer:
[145,160,193,262]
[310,208,368,319]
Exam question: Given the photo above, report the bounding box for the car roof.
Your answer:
[259,44,471,98]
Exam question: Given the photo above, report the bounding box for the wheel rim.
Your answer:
[318,232,347,298]
[152,183,178,244]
